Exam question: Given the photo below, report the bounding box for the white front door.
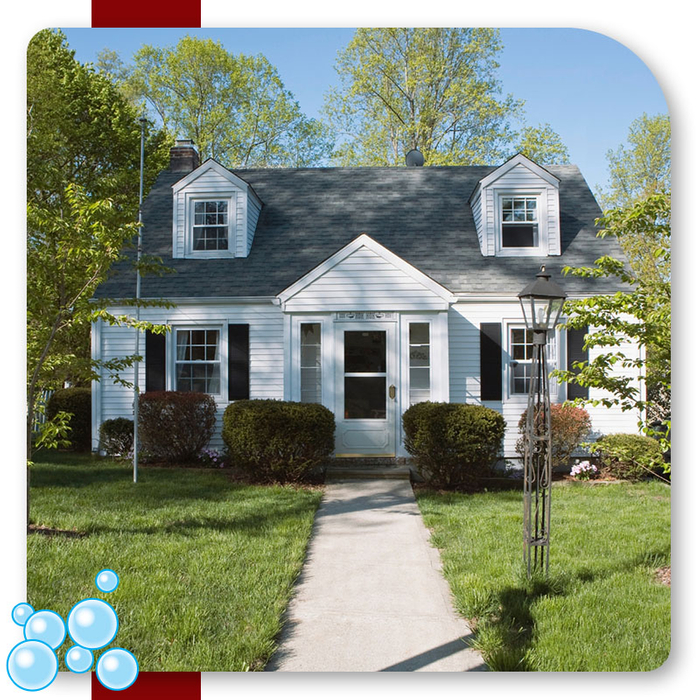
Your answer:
[334,322,397,456]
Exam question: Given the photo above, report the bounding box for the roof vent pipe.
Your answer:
[405,149,425,167]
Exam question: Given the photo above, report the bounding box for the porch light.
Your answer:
[517,266,567,343]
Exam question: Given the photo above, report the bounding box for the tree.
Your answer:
[124,36,333,168]
[552,193,671,463]
[515,123,570,164]
[26,30,171,459]
[597,113,670,211]
[323,28,525,166]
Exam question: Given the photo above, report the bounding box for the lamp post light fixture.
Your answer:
[517,266,567,577]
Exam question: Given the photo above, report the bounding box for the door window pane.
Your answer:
[345,377,386,419]
[409,323,430,405]
[345,331,386,373]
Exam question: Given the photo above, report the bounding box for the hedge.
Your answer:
[403,402,505,489]
[222,400,335,483]
[46,388,92,452]
[138,391,217,463]
[99,418,134,458]
[595,433,665,481]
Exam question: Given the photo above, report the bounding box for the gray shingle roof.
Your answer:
[95,164,626,300]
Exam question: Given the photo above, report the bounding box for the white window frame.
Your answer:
[167,322,227,400]
[184,193,237,259]
[495,191,547,257]
[506,322,562,400]
[289,316,332,409]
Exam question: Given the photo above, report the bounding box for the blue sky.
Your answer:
[61,27,668,192]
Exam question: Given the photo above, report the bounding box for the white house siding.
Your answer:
[93,300,284,451]
[283,246,448,313]
[470,188,485,254]
[448,301,641,460]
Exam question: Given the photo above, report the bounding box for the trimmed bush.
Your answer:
[46,388,92,451]
[99,418,134,457]
[222,400,335,483]
[403,402,506,489]
[516,403,592,467]
[595,433,665,481]
[138,391,217,463]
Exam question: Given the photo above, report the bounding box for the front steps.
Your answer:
[324,458,413,480]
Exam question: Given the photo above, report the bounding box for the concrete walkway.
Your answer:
[267,479,487,672]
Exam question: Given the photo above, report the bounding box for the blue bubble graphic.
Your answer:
[96,648,139,691]
[11,602,34,626]
[67,598,119,650]
[7,639,58,691]
[95,569,119,593]
[65,645,94,674]
[24,610,66,650]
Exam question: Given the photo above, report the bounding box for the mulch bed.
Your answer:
[28,524,87,538]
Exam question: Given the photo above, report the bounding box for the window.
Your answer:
[501,196,538,248]
[509,327,556,395]
[175,329,221,394]
[409,323,431,404]
[300,323,322,403]
[193,200,228,251]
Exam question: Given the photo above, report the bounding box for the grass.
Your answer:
[415,480,671,672]
[27,451,323,672]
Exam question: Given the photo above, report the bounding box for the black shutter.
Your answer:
[480,323,502,401]
[145,330,166,392]
[567,327,589,400]
[228,324,250,400]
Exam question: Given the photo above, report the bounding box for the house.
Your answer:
[91,142,643,460]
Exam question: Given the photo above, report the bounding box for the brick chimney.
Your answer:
[169,140,200,172]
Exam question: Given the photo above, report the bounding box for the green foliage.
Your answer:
[516,404,592,467]
[552,193,671,463]
[514,123,570,164]
[138,392,217,463]
[222,400,335,483]
[46,388,92,452]
[597,113,670,212]
[124,35,333,167]
[99,418,134,457]
[402,402,505,489]
[324,28,524,166]
[34,412,73,453]
[594,433,665,481]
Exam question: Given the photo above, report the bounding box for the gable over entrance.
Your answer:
[276,234,456,313]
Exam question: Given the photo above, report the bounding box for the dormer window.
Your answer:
[193,201,229,251]
[501,196,538,248]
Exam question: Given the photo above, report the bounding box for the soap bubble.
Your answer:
[96,648,139,691]
[7,640,58,691]
[24,609,66,649]
[95,569,119,593]
[11,602,34,626]
[65,645,94,674]
[67,598,118,650]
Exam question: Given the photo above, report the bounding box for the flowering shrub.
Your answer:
[516,404,592,467]
[570,460,598,481]
[199,448,227,469]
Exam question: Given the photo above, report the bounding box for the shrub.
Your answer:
[99,418,134,457]
[46,388,92,451]
[138,392,217,463]
[595,433,665,481]
[516,403,592,467]
[222,400,335,483]
[403,402,505,489]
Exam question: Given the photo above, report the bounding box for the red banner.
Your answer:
[92,0,201,28]
[91,672,201,699]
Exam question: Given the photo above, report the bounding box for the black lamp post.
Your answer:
[517,266,567,576]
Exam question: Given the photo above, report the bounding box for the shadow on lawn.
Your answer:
[477,545,671,671]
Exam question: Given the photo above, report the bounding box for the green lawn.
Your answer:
[27,452,322,671]
[415,480,671,672]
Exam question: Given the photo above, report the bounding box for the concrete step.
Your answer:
[324,460,412,480]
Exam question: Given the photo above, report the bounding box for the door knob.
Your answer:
[389,385,396,399]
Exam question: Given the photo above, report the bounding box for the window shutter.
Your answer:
[567,327,589,400]
[145,330,166,392]
[480,323,502,401]
[228,325,250,400]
